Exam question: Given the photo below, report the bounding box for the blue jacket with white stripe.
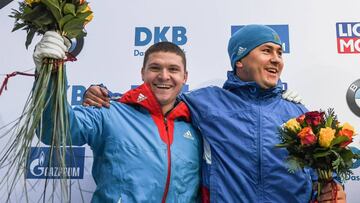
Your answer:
[41,83,201,203]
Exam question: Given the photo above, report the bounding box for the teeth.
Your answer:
[155,84,171,88]
[267,68,277,73]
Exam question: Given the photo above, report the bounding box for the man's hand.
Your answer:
[318,183,346,203]
[82,85,111,108]
[33,31,71,69]
[282,89,303,104]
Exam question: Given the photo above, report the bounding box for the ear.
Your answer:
[235,61,244,75]
[183,71,188,84]
[141,67,145,81]
[235,61,243,69]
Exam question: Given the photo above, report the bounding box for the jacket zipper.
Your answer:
[161,117,171,203]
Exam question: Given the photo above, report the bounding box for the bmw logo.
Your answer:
[346,79,360,117]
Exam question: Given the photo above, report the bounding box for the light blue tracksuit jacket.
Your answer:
[41,82,201,203]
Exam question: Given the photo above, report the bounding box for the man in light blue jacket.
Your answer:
[34,38,202,202]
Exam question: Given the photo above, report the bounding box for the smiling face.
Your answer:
[235,42,284,89]
[141,51,188,114]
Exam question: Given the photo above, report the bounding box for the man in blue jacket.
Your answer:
[34,36,202,202]
[180,24,345,202]
[64,25,346,202]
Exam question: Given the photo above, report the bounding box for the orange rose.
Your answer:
[341,122,355,133]
[296,114,305,125]
[338,123,355,147]
[297,127,317,145]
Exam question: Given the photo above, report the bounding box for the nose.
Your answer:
[270,53,282,64]
[158,69,170,80]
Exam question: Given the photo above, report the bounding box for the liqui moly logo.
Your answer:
[336,22,360,53]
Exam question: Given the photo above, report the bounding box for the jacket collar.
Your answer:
[222,71,283,98]
[119,83,191,122]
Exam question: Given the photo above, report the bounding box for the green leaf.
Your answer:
[12,23,27,32]
[25,28,36,49]
[76,10,92,21]
[66,29,86,39]
[330,136,349,147]
[275,143,290,148]
[63,17,86,38]
[313,150,331,158]
[287,158,302,173]
[40,0,62,23]
[59,14,76,30]
[76,2,88,14]
[33,12,55,26]
[21,6,39,22]
[63,3,76,16]
[325,114,333,128]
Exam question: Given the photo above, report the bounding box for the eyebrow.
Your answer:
[262,44,283,52]
[147,62,161,67]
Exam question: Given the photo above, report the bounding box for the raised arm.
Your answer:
[34,31,104,148]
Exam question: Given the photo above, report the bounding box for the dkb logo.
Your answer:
[134,26,188,46]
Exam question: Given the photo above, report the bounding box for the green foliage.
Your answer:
[9,0,93,48]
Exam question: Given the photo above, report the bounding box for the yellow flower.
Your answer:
[25,0,40,6]
[319,127,335,148]
[284,118,301,132]
[341,122,355,134]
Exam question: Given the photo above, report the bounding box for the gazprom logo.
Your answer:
[26,147,85,179]
[134,26,188,56]
[336,22,360,53]
[231,24,291,53]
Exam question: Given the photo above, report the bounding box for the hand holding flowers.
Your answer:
[0,0,93,201]
[277,109,359,201]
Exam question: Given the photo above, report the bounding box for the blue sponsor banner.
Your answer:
[231,25,290,53]
[26,147,85,179]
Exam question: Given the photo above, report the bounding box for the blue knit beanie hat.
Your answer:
[228,24,282,70]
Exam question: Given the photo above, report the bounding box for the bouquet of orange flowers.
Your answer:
[277,109,359,199]
[0,0,93,201]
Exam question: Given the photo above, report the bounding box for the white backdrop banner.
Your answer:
[1,0,360,202]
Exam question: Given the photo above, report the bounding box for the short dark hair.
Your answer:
[143,41,186,71]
